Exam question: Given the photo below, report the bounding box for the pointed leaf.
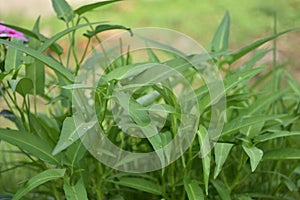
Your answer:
[51,0,74,23]
[113,177,162,195]
[227,27,298,64]
[214,143,233,178]
[84,24,132,38]
[0,128,61,165]
[263,148,300,160]
[197,126,211,195]
[64,178,88,200]
[210,11,230,52]
[254,131,300,143]
[184,179,204,200]
[9,78,33,97]
[242,145,263,172]
[75,0,121,15]
[0,39,74,82]
[12,169,65,200]
[4,38,23,72]
[211,180,231,200]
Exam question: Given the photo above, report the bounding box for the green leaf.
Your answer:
[51,0,74,23]
[263,148,300,160]
[1,23,39,40]
[28,113,58,144]
[254,131,300,144]
[64,178,88,200]
[52,117,95,155]
[210,11,230,52]
[75,0,121,15]
[25,17,45,95]
[211,180,231,200]
[222,114,285,137]
[4,38,23,72]
[113,177,162,195]
[214,143,233,179]
[240,88,288,116]
[9,78,33,97]
[65,141,86,167]
[242,145,263,172]
[12,169,65,200]
[38,22,103,53]
[184,179,204,200]
[0,39,74,82]
[227,27,298,64]
[84,24,132,38]
[197,67,265,111]
[0,128,61,165]
[197,125,211,195]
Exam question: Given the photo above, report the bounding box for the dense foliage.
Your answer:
[0,0,299,199]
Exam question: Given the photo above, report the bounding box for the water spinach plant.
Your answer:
[0,0,299,199]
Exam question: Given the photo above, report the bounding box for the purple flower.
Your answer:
[0,21,28,42]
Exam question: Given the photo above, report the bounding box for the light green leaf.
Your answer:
[64,178,88,200]
[113,177,162,195]
[254,131,300,143]
[197,125,211,195]
[4,38,23,72]
[75,0,121,15]
[51,0,74,23]
[0,128,61,165]
[211,180,231,200]
[13,169,65,200]
[65,141,86,167]
[210,11,230,52]
[242,145,263,172]
[222,114,285,137]
[0,39,74,82]
[52,117,96,155]
[263,148,300,160]
[184,179,204,200]
[25,18,45,95]
[214,143,233,179]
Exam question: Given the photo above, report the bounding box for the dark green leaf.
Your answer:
[1,23,39,40]
[9,78,33,97]
[75,0,121,15]
[113,177,162,195]
[226,27,299,64]
[13,169,65,200]
[38,22,103,53]
[211,180,231,200]
[263,148,300,160]
[84,24,132,38]
[0,128,61,165]
[0,39,74,82]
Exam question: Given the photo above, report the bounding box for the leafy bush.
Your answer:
[0,0,299,199]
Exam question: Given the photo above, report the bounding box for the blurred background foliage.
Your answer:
[1,0,300,48]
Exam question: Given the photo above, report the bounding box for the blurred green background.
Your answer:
[1,0,300,48]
